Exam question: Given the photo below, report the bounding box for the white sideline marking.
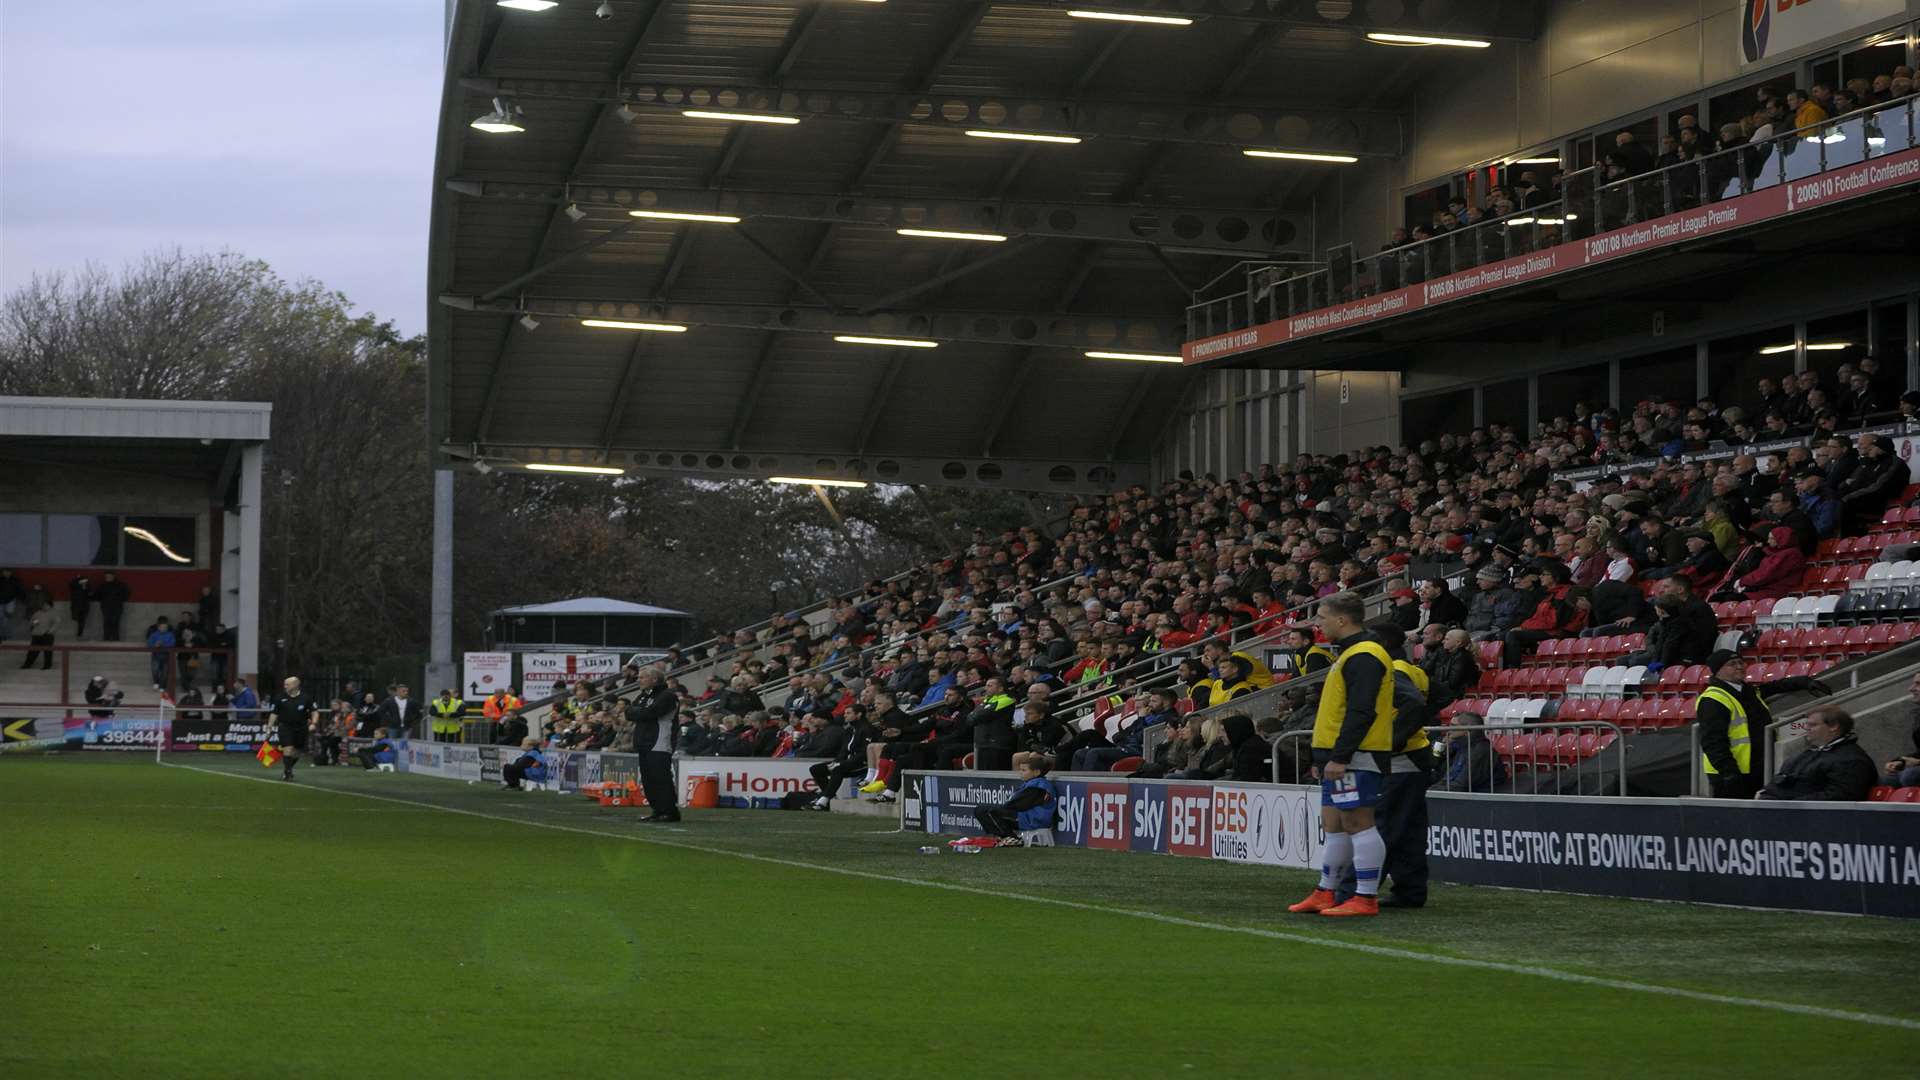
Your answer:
[162,762,1920,1032]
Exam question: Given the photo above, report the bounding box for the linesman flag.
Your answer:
[256,739,283,769]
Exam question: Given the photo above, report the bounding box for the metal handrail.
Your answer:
[736,570,1085,707]
[1273,720,1629,796]
[1187,90,1920,341]
[1048,575,1396,717]
[1754,637,1920,784]
[512,567,1078,730]
[1136,667,1331,766]
[660,561,928,674]
[658,504,1092,680]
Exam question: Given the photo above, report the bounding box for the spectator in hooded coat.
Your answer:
[1723,526,1806,601]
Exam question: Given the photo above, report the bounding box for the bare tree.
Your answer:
[1,250,1037,672]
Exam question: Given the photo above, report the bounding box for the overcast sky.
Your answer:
[1,1,444,334]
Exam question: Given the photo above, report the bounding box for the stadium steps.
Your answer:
[0,645,160,709]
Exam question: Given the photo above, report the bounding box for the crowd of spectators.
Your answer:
[633,357,1916,801]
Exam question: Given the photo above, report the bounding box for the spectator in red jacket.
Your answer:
[1502,561,1586,667]
[1723,526,1807,601]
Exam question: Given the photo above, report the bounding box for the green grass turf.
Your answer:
[2,754,1911,1079]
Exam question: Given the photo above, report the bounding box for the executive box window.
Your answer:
[45,515,118,566]
[1806,310,1871,387]
[1483,377,1530,434]
[0,513,198,568]
[122,515,197,567]
[1872,300,1909,386]
[1535,363,1609,426]
[1620,347,1698,409]
[0,513,41,565]
[1401,389,1474,449]
[1707,325,1795,416]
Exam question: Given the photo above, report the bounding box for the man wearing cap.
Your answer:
[1386,587,1421,632]
[1695,650,1831,798]
[1464,566,1509,641]
[1793,469,1841,538]
[1503,561,1584,667]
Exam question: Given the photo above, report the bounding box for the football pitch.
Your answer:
[3,755,1912,1078]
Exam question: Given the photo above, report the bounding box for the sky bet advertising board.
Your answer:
[905,771,1918,917]
[905,772,1323,870]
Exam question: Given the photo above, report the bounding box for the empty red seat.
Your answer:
[1880,507,1905,528]
[1870,785,1894,802]
[1656,698,1689,728]
[1813,626,1848,656]
[1551,732,1581,764]
[1816,538,1843,559]
[1110,755,1143,773]
[1890,623,1919,646]
[1894,788,1920,803]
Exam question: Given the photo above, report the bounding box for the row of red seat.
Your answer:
[1451,675,1841,731]
[1815,533,1913,560]
[1518,634,1646,666]
[1466,657,1835,700]
[1554,697,1695,730]
[1746,624,1919,658]
[1873,506,1920,531]
[1869,786,1920,803]
[1799,563,1869,594]
[1491,730,1616,765]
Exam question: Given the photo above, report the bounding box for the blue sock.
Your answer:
[1351,827,1386,897]
[1318,832,1353,890]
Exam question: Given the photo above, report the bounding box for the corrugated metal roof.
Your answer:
[0,397,272,441]
[429,0,1535,487]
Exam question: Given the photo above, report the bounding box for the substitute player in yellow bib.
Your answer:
[1291,592,1395,918]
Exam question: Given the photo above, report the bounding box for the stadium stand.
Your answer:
[501,375,1920,803]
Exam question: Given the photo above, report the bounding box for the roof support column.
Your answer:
[425,468,456,721]
[236,442,264,688]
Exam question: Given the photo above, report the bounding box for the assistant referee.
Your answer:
[269,676,324,781]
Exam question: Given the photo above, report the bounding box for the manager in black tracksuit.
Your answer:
[625,668,680,822]
[809,706,872,809]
